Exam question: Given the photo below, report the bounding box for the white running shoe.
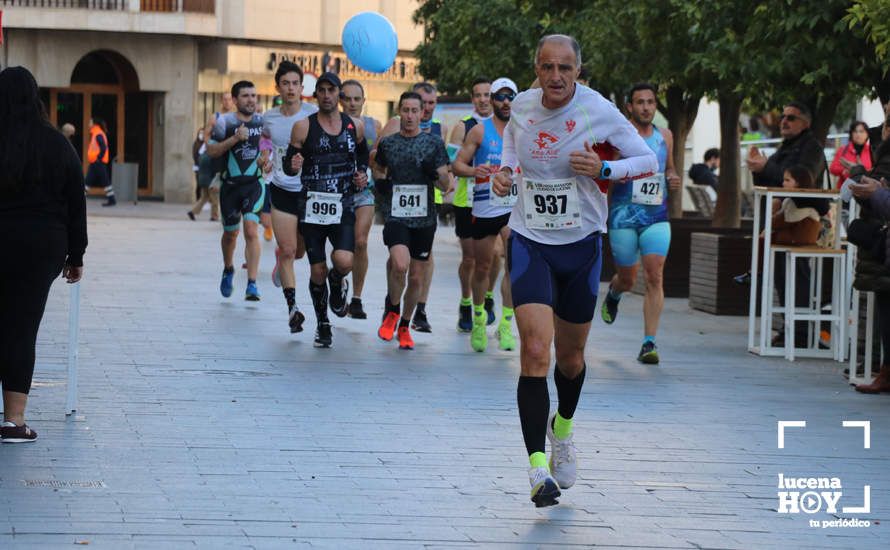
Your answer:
[547,413,577,489]
[528,466,560,508]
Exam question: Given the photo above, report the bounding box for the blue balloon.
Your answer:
[342,12,398,74]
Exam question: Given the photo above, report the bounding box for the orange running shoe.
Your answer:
[264,226,273,241]
[378,312,400,341]
[397,325,414,350]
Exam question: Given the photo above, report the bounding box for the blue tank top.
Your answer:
[472,118,510,218]
[420,119,442,137]
[608,126,669,229]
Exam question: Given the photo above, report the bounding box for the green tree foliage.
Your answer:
[580,0,706,218]
[748,1,880,141]
[413,0,881,227]
[412,0,544,95]
[847,0,890,61]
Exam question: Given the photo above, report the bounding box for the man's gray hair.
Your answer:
[413,82,437,95]
[534,35,582,68]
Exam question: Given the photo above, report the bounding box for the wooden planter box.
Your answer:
[689,232,753,315]
[600,216,753,299]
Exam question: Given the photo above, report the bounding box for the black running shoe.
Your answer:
[314,322,332,348]
[484,296,496,326]
[289,306,305,333]
[601,288,620,325]
[411,310,432,333]
[348,298,367,319]
[328,272,349,318]
[638,341,659,364]
[457,304,473,332]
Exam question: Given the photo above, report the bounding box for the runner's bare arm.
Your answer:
[371,116,400,159]
[282,118,309,176]
[380,117,400,139]
[203,113,218,146]
[661,127,681,191]
[206,123,246,159]
[351,115,369,189]
[452,124,483,178]
[371,138,387,181]
[435,163,452,192]
[492,120,515,196]
[449,121,465,145]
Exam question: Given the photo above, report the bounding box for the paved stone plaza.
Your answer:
[0,201,887,549]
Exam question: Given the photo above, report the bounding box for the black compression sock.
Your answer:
[399,318,410,328]
[283,287,296,309]
[385,295,400,314]
[309,280,329,322]
[517,376,550,456]
[416,302,426,313]
[328,268,346,284]
[554,363,586,421]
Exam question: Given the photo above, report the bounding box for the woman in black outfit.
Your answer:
[0,67,87,442]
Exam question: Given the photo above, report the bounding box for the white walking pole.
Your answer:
[66,281,80,415]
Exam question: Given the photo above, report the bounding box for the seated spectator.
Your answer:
[830,121,872,187]
[735,165,825,282]
[688,148,719,192]
[770,166,824,245]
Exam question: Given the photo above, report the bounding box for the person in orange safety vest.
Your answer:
[85,118,115,206]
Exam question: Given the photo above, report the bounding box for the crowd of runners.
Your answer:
[206,34,673,507]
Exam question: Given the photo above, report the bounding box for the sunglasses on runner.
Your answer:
[492,91,516,102]
[780,114,800,122]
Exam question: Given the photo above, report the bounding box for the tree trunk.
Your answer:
[712,91,742,229]
[664,86,701,219]
[810,92,844,144]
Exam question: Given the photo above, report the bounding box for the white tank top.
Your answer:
[262,102,318,192]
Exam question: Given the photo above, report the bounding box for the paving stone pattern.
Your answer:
[0,202,887,548]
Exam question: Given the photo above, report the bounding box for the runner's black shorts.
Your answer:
[300,209,356,264]
[220,180,264,231]
[383,221,437,261]
[471,213,511,240]
[508,231,603,324]
[454,206,473,239]
[269,183,302,217]
[261,182,272,214]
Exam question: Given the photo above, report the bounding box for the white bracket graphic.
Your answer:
[842,421,871,449]
[777,421,806,449]
[842,485,871,514]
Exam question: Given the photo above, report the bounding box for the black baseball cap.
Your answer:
[316,72,342,89]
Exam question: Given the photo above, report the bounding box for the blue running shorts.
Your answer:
[607,221,671,267]
[508,232,603,324]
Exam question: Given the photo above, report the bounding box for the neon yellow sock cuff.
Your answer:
[460,297,472,306]
[485,290,494,299]
[553,412,573,440]
[529,452,548,469]
[473,304,485,317]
